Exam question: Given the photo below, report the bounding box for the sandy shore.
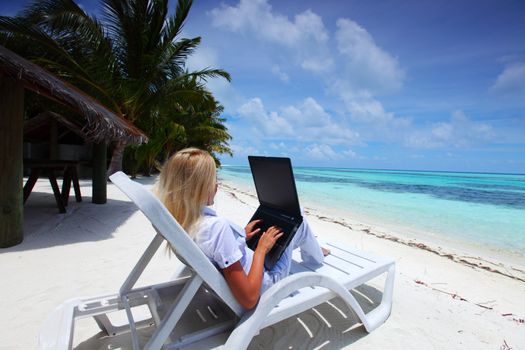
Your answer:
[1,176,524,349]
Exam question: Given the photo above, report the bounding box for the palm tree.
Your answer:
[130,75,232,175]
[0,0,231,175]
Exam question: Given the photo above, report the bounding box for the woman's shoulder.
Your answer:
[196,214,239,251]
[201,214,232,233]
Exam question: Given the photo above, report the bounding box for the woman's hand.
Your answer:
[223,225,282,309]
[256,226,283,254]
[245,219,262,241]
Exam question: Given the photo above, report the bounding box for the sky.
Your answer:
[2,0,525,173]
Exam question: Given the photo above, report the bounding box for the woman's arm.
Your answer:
[222,226,283,309]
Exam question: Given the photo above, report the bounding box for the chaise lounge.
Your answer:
[38,171,395,349]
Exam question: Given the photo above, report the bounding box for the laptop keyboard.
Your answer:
[250,211,297,247]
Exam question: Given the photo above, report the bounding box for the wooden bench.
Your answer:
[23,159,82,213]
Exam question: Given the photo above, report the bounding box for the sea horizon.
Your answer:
[221,163,525,177]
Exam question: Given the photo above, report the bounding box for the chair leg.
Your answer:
[93,314,122,336]
[23,169,40,203]
[144,275,203,350]
[122,295,141,350]
[71,166,82,202]
[48,171,66,213]
[61,167,72,206]
[361,264,395,332]
[120,234,165,295]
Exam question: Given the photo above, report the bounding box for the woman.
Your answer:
[156,148,328,309]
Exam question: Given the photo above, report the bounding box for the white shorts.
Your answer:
[262,218,324,292]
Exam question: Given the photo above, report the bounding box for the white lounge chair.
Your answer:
[38,171,395,349]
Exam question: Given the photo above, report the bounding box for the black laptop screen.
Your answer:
[248,156,301,217]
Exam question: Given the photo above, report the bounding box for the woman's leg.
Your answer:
[262,218,324,291]
[262,246,293,292]
[293,219,324,266]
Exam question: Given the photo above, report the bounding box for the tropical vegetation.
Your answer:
[0,0,232,176]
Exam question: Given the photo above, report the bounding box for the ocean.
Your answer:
[219,166,525,257]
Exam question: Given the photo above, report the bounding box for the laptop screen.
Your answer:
[248,156,301,217]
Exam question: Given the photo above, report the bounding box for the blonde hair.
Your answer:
[155,148,217,238]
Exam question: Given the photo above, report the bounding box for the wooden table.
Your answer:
[23,159,82,213]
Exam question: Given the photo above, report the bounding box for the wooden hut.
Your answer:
[0,45,148,248]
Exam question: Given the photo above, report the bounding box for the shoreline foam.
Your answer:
[219,180,525,283]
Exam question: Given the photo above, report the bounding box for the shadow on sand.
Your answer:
[249,284,382,349]
[4,193,138,252]
[3,175,161,253]
[73,284,384,350]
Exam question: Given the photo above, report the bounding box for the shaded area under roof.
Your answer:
[0,45,148,145]
[24,111,88,143]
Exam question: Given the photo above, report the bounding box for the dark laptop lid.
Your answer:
[248,156,301,217]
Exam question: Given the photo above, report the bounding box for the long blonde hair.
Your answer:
[155,148,217,238]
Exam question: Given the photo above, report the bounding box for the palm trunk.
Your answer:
[107,140,127,178]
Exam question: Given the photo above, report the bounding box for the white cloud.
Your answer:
[271,65,289,82]
[229,144,260,157]
[337,88,394,124]
[303,18,408,135]
[405,132,442,149]
[405,110,495,149]
[322,19,406,130]
[209,1,413,153]
[185,46,218,70]
[342,149,358,158]
[300,57,334,74]
[294,9,330,44]
[209,2,403,85]
[281,97,331,126]
[208,0,405,128]
[333,85,412,131]
[431,122,454,141]
[491,62,525,95]
[237,98,294,136]
[335,19,405,93]
[209,0,333,73]
[270,142,287,150]
[237,97,360,146]
[210,0,328,47]
[306,144,339,160]
[305,144,360,161]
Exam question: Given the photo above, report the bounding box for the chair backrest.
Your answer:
[109,171,245,316]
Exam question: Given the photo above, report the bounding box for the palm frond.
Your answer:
[0,16,86,77]
[161,0,192,46]
[161,37,201,78]
[185,67,232,82]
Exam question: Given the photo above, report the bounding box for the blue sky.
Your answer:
[2,0,525,173]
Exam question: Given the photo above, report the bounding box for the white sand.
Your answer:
[1,176,524,349]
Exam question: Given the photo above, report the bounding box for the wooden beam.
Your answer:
[0,77,24,247]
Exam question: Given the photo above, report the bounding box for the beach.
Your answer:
[1,176,524,349]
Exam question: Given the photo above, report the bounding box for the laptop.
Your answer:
[246,156,303,270]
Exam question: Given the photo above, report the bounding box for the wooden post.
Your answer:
[92,141,107,204]
[0,77,24,247]
[49,117,58,159]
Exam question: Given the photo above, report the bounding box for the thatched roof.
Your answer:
[0,45,147,144]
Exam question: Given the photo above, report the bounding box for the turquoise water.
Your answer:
[219,166,525,255]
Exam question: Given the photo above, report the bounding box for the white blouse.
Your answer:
[194,207,254,273]
[194,206,294,292]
